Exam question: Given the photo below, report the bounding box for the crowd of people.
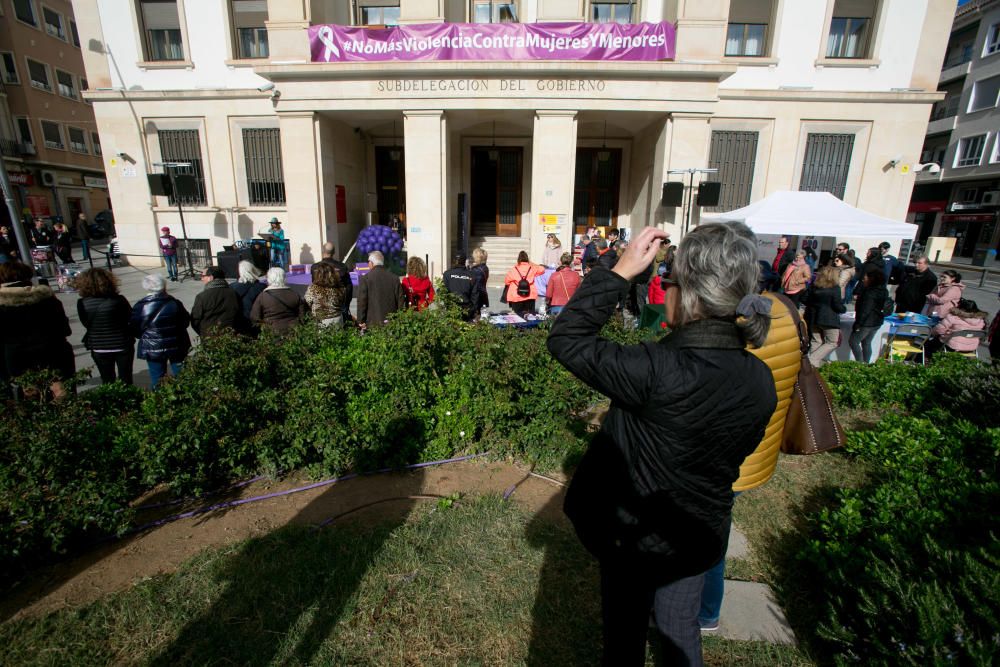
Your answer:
[0,213,96,266]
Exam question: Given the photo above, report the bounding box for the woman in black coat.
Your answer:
[76,268,134,384]
[130,273,191,389]
[805,266,847,367]
[0,261,75,399]
[547,224,777,666]
[850,267,889,363]
[230,260,265,335]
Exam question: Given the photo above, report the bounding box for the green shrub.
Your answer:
[0,376,144,584]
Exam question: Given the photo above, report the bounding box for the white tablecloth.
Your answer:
[827,311,893,363]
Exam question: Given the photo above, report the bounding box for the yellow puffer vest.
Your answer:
[733,292,801,491]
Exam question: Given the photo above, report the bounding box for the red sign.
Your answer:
[941,213,995,223]
[8,172,34,186]
[336,184,347,224]
[908,200,946,213]
[26,195,50,216]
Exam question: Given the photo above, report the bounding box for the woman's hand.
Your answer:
[612,227,670,282]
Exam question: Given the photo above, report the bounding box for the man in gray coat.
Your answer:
[75,213,91,261]
[357,251,405,328]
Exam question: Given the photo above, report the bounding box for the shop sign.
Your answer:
[940,213,995,223]
[84,176,109,189]
[26,195,51,216]
[310,21,675,63]
[908,200,946,213]
[8,172,34,186]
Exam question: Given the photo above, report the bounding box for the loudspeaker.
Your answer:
[661,182,684,207]
[696,181,722,207]
[173,174,199,198]
[216,251,240,279]
[240,246,270,274]
[147,173,172,197]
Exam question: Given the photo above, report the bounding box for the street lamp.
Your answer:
[666,167,718,238]
[152,161,197,280]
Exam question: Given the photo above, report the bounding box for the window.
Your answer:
[706,131,759,212]
[591,1,635,24]
[827,17,869,58]
[56,70,76,99]
[970,75,1000,113]
[26,59,51,92]
[1,53,18,84]
[80,76,91,104]
[955,134,987,168]
[41,121,64,150]
[43,6,65,40]
[68,127,87,153]
[13,0,37,26]
[138,0,185,61]
[243,128,285,205]
[726,24,766,57]
[471,1,517,23]
[15,118,33,146]
[573,148,622,229]
[91,132,102,156]
[70,20,80,47]
[357,2,399,26]
[799,133,854,200]
[231,0,269,59]
[158,129,207,205]
[986,24,1000,56]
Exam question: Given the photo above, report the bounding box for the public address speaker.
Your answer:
[147,174,172,197]
[696,181,722,207]
[173,174,200,199]
[661,182,684,207]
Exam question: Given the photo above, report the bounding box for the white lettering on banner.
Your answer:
[375,78,606,94]
[338,31,666,57]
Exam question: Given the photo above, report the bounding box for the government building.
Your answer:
[72,0,954,276]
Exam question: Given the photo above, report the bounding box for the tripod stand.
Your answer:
[154,163,199,281]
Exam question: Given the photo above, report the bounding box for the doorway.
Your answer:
[470,146,522,237]
[375,146,405,227]
[573,147,622,233]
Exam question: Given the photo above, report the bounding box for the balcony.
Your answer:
[940,58,972,85]
[0,138,19,158]
[926,99,960,135]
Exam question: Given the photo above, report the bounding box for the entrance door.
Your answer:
[470,147,522,237]
[573,148,622,233]
[67,197,84,223]
[375,146,406,227]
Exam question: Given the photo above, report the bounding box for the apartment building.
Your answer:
[73,1,954,274]
[0,0,110,231]
[910,0,1000,262]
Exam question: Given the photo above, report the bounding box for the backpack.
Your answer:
[515,267,531,297]
[881,294,895,317]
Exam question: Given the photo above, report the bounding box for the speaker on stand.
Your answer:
[661,182,684,207]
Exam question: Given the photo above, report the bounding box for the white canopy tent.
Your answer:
[700,191,918,239]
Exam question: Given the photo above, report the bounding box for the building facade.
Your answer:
[73,0,953,276]
[911,0,1000,263]
[0,0,111,231]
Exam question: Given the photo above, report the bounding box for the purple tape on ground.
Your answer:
[133,475,266,512]
[127,452,487,536]
[502,484,517,500]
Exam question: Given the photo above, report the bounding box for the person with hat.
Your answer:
[159,227,178,281]
[268,217,286,269]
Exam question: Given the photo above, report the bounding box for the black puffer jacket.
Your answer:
[130,293,191,362]
[78,295,133,351]
[855,284,889,329]
[805,286,846,329]
[547,271,777,581]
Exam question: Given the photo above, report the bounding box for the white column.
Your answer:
[278,112,324,264]
[529,111,577,263]
[403,110,449,277]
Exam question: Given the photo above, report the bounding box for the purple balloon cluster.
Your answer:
[356,224,404,257]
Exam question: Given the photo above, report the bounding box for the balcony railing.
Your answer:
[942,51,973,70]
[930,97,961,121]
[0,138,19,157]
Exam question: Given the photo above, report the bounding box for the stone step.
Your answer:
[714,580,796,645]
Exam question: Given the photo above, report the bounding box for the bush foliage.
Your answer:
[813,359,1000,665]
[1,308,647,582]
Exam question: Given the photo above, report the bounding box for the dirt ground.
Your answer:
[1,459,567,623]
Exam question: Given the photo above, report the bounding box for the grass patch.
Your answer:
[1,496,813,665]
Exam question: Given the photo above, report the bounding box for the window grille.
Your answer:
[799,133,854,200]
[706,131,759,212]
[242,128,286,205]
[158,129,207,205]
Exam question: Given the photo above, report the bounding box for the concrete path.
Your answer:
[715,525,797,645]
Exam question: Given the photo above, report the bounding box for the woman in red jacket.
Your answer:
[546,252,582,315]
[504,251,545,316]
[401,256,435,310]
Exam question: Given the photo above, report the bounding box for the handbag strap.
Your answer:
[773,292,809,357]
[557,270,570,300]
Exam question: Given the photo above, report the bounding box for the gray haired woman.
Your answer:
[231,260,265,334]
[547,223,777,666]
[249,267,306,334]
[129,273,191,389]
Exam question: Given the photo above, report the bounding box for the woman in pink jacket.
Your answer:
[781,250,812,308]
[924,269,965,318]
[927,299,987,355]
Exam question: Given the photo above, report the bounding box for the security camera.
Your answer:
[257,82,275,92]
[888,154,904,168]
[116,151,127,158]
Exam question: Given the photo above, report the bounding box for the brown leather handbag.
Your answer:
[775,294,846,455]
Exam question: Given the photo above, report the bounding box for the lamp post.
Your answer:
[0,152,32,268]
[666,167,718,239]
[152,161,196,280]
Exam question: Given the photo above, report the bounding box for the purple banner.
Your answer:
[309,22,675,63]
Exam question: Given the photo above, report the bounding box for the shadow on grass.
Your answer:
[147,469,426,666]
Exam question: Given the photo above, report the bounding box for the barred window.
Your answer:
[243,128,285,205]
[158,129,207,205]
[706,130,759,212]
[799,133,854,200]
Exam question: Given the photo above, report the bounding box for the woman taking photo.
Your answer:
[504,251,545,316]
[76,268,134,384]
[548,224,777,665]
